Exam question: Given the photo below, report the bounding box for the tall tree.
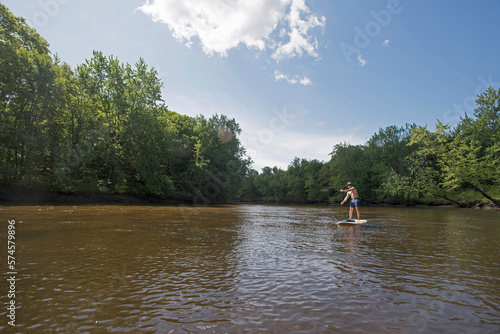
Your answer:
[72,51,167,193]
[0,4,55,189]
[408,86,500,207]
[327,143,369,201]
[366,124,417,202]
[188,114,251,202]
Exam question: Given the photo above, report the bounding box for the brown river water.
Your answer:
[0,204,499,333]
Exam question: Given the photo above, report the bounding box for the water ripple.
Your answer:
[0,204,499,333]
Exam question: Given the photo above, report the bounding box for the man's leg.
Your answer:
[349,207,353,219]
[355,207,360,220]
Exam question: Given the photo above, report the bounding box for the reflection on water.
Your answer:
[0,204,499,333]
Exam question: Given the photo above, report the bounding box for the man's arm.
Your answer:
[341,191,351,204]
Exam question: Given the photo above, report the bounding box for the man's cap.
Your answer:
[347,182,352,185]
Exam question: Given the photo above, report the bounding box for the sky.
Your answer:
[3,0,500,171]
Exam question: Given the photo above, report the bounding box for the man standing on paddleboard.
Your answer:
[340,182,360,221]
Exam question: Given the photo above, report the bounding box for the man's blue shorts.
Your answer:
[350,198,360,208]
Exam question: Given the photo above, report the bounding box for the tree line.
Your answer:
[0,4,250,202]
[1,5,498,207]
[240,100,499,207]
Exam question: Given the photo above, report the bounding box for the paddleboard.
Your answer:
[337,219,367,225]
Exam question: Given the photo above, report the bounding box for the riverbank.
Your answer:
[1,191,498,210]
[0,191,185,205]
[236,200,499,210]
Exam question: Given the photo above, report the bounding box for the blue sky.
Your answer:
[3,0,500,171]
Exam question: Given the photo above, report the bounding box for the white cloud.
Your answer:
[357,54,366,67]
[271,0,326,61]
[274,70,312,85]
[382,39,390,47]
[137,0,325,60]
[299,76,312,86]
[274,70,289,82]
[137,0,280,56]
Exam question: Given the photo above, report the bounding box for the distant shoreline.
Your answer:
[1,192,497,210]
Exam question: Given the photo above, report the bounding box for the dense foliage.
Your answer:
[0,5,251,201]
[241,92,499,207]
[1,5,498,207]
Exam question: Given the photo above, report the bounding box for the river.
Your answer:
[0,204,499,333]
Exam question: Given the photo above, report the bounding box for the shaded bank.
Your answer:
[0,191,181,205]
[1,191,498,211]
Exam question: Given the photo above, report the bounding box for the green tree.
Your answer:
[70,51,168,194]
[303,159,328,202]
[252,166,288,202]
[238,169,261,202]
[455,87,500,187]
[0,4,55,189]
[409,87,500,207]
[366,124,417,203]
[182,114,251,202]
[47,58,86,192]
[286,157,308,202]
[0,5,254,202]
[327,143,369,202]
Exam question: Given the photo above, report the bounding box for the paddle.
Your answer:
[340,189,347,221]
[340,190,353,222]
